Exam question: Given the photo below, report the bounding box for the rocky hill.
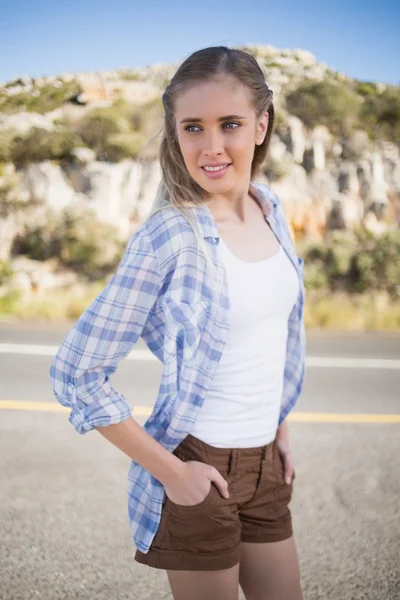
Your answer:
[0,44,399,308]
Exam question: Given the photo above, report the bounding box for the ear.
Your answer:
[255,112,269,146]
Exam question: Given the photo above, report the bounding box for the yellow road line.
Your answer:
[0,400,152,416]
[0,401,399,423]
[288,412,400,423]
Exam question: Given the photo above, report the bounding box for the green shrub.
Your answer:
[128,97,163,133]
[285,80,362,136]
[119,72,142,81]
[0,259,14,286]
[0,80,80,114]
[358,85,400,144]
[303,228,400,298]
[355,81,378,97]
[10,127,82,165]
[0,168,23,218]
[351,228,400,296]
[13,207,126,280]
[100,132,146,161]
[11,225,57,261]
[77,107,128,152]
[0,289,21,315]
[272,109,287,133]
[262,155,290,181]
[60,209,126,279]
[325,230,360,279]
[110,98,138,121]
[303,262,329,290]
[0,129,17,162]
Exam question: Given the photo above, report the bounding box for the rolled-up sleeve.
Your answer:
[49,229,163,435]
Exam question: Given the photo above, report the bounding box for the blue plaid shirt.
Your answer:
[49,181,306,553]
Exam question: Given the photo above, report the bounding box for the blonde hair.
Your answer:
[146,46,275,279]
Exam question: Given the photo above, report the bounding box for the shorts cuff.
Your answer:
[134,544,240,571]
[241,524,293,544]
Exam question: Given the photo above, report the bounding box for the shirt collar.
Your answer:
[191,181,277,240]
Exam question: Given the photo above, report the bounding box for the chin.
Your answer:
[199,171,237,189]
[200,181,235,197]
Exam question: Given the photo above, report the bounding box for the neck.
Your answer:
[205,180,259,224]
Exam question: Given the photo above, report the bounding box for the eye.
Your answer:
[184,125,201,132]
[223,121,241,129]
[183,121,241,133]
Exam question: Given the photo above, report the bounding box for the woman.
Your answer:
[50,46,306,600]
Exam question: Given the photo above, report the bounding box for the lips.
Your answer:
[201,163,231,168]
[201,163,232,170]
[201,163,232,179]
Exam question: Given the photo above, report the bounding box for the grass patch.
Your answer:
[303,291,400,330]
[0,281,107,321]
[0,287,399,330]
[0,80,80,115]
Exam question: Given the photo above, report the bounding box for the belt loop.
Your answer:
[228,449,237,475]
[262,445,268,461]
[227,451,233,475]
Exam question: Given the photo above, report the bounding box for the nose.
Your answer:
[202,128,224,157]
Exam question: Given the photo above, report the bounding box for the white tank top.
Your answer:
[190,237,299,448]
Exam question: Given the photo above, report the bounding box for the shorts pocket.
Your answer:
[168,482,217,513]
[164,482,236,548]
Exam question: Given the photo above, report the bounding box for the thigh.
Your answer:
[239,536,304,600]
[167,564,240,600]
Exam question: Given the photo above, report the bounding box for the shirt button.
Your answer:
[67,383,74,394]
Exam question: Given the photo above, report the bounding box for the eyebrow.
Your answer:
[179,114,246,124]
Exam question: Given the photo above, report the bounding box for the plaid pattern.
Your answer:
[49,181,306,553]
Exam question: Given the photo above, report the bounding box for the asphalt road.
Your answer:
[0,321,399,600]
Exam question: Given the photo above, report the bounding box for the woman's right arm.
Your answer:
[96,415,230,504]
[49,229,163,435]
[49,227,229,502]
[96,416,185,487]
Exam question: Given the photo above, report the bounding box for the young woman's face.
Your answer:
[174,75,269,196]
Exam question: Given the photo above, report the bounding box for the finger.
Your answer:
[281,456,291,484]
[284,462,294,485]
[209,466,230,498]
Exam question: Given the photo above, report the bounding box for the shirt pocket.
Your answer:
[162,296,209,363]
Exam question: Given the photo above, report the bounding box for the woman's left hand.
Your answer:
[276,439,295,485]
[275,420,296,485]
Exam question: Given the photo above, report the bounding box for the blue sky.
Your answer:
[1,0,399,85]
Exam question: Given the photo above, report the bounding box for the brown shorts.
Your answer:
[134,432,295,571]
